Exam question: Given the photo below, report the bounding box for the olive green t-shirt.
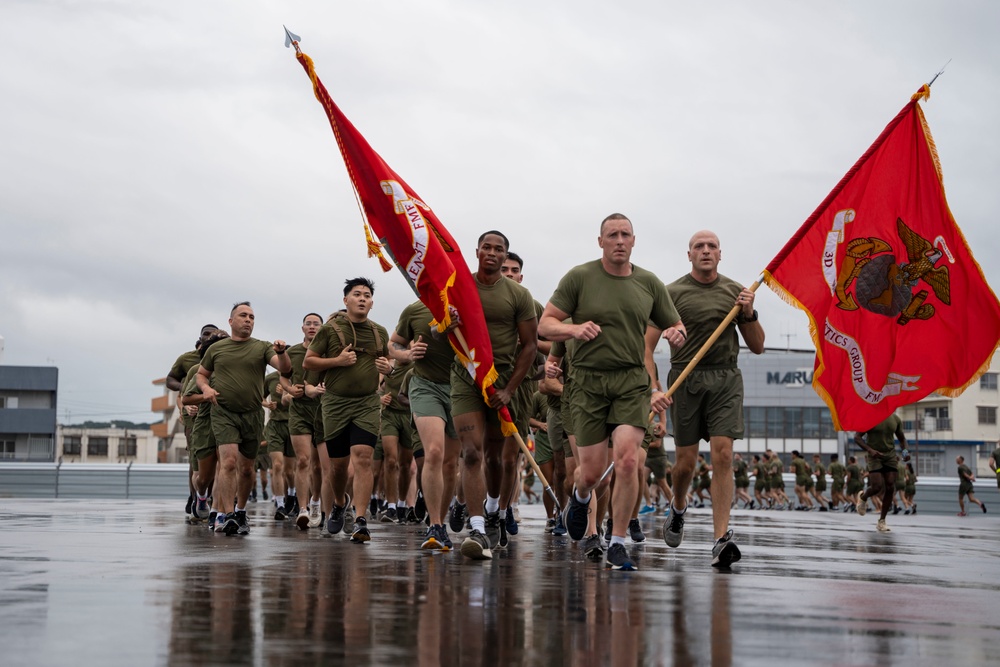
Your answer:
[200,337,276,413]
[829,461,845,480]
[549,260,679,371]
[991,447,1000,470]
[181,363,206,422]
[264,372,289,421]
[733,458,748,478]
[394,300,455,384]
[286,342,320,407]
[546,338,577,410]
[169,349,201,383]
[958,464,973,482]
[309,317,389,397]
[813,461,826,479]
[474,274,536,369]
[666,273,745,368]
[863,414,901,454]
[791,458,809,479]
[383,359,411,411]
[846,463,861,482]
[530,391,547,423]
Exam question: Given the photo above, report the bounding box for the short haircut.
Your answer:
[830,453,839,461]
[303,312,323,323]
[506,251,524,270]
[230,301,251,316]
[599,213,632,234]
[199,331,230,358]
[477,230,510,250]
[344,277,375,297]
[200,324,220,335]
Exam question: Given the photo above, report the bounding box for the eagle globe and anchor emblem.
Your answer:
[830,214,953,324]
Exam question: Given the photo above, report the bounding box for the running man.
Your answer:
[654,230,764,567]
[304,279,392,543]
[854,414,910,531]
[956,455,987,516]
[539,213,683,571]
[196,302,291,536]
[453,231,537,561]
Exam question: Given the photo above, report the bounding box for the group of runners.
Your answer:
[172,212,946,570]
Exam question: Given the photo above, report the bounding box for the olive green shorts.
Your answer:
[381,408,416,450]
[754,477,767,492]
[668,367,744,447]
[868,451,898,473]
[190,407,217,463]
[533,428,553,465]
[211,404,264,460]
[814,478,827,492]
[374,438,384,462]
[289,399,322,443]
[266,419,294,457]
[560,382,577,436]
[569,366,651,448]
[450,364,520,427]
[547,407,573,459]
[735,475,750,489]
[646,448,668,480]
[407,375,457,440]
[847,480,863,495]
[770,475,786,490]
[255,448,271,471]
[514,380,536,436]
[832,480,844,493]
[321,393,381,442]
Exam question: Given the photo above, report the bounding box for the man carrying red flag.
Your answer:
[454,231,538,561]
[764,85,1000,432]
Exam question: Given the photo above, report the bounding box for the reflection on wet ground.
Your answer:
[1,500,998,666]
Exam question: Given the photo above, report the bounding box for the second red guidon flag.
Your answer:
[764,85,1000,431]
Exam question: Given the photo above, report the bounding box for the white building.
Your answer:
[57,425,158,464]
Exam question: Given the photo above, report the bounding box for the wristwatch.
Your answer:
[737,309,758,324]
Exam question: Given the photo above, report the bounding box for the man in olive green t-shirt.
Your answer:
[453,231,538,562]
[539,213,682,571]
[304,279,391,544]
[989,444,1000,490]
[855,413,910,531]
[390,299,458,551]
[197,302,290,535]
[653,230,765,568]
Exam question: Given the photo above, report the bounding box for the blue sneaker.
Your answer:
[552,513,568,536]
[562,487,591,541]
[505,509,519,536]
[638,504,655,515]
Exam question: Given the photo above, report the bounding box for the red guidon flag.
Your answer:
[764,85,1000,431]
[292,46,516,434]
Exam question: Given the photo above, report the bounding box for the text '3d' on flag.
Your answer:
[763,84,1000,432]
[288,39,517,435]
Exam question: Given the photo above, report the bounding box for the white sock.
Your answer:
[575,488,591,504]
[610,536,626,547]
[485,495,500,514]
[236,505,246,513]
[498,508,507,519]
[470,515,486,533]
[388,503,397,510]
[309,499,320,509]
[275,496,284,507]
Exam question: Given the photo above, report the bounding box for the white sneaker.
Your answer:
[308,503,322,528]
[296,509,310,530]
[512,506,522,523]
[876,519,891,533]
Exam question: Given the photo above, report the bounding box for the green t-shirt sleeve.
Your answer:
[649,277,680,330]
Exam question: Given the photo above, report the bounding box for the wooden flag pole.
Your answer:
[452,327,563,515]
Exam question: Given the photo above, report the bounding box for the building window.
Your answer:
[0,396,16,409]
[87,437,109,457]
[1,440,14,460]
[981,373,998,391]
[64,436,82,456]
[978,407,997,425]
[746,407,766,437]
[118,437,137,458]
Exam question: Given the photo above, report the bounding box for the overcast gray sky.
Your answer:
[2,1,998,424]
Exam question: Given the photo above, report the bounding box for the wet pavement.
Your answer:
[1,499,997,667]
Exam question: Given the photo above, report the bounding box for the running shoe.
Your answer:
[485,511,502,549]
[638,504,655,515]
[876,519,891,532]
[274,506,287,521]
[262,489,269,501]
[235,510,250,535]
[448,503,465,534]
[628,518,646,544]
[957,511,967,516]
[380,507,398,523]
[711,529,741,568]
[545,518,556,533]
[983,503,988,514]
[857,498,867,516]
[460,529,492,560]
[369,497,379,519]
[497,514,509,549]
[421,524,449,551]
[505,509,519,536]
[308,504,322,528]
[327,501,347,535]
[351,517,371,543]
[605,542,636,571]
[184,495,193,521]
[552,513,568,536]
[193,497,211,522]
[208,511,218,532]
[562,488,591,541]
[663,505,685,548]
[582,533,604,562]
[296,509,310,531]
[441,525,453,550]
[221,512,240,536]
[512,506,522,523]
